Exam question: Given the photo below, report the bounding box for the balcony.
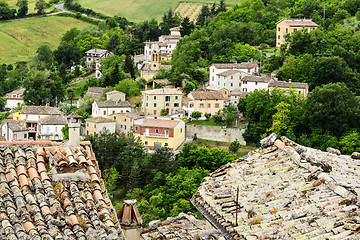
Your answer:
[143,133,169,138]
[28,127,37,132]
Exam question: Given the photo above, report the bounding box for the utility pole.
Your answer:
[323,6,326,20]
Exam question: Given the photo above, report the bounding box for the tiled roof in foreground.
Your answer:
[192,134,360,240]
[0,140,123,240]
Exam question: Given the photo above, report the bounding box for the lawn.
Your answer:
[77,0,241,22]
[0,16,95,64]
[193,138,257,157]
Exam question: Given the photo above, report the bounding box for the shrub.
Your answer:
[204,113,211,120]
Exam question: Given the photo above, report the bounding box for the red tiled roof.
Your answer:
[138,119,180,128]
[0,141,123,239]
[277,18,318,27]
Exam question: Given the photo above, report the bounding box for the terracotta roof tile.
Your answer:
[0,141,124,239]
[95,100,131,108]
[137,119,181,128]
[278,18,318,27]
[268,79,309,89]
[190,90,225,100]
[21,106,63,115]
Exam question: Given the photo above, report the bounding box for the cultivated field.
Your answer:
[77,0,240,22]
[6,0,41,14]
[175,2,211,22]
[0,16,94,64]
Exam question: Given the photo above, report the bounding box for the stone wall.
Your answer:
[186,125,246,144]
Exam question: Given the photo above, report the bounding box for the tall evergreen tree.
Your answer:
[180,17,194,37]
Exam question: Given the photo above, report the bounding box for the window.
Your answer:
[154,103,157,107]
[124,126,126,130]
[156,129,159,133]
[231,76,233,79]
[212,76,214,81]
[112,111,115,114]
[278,35,280,39]
[208,103,211,108]
[114,116,117,120]
[121,125,123,128]
[165,96,170,101]
[145,141,148,145]
[175,96,178,100]
[231,83,233,87]
[14,134,17,140]
[165,143,168,146]
[166,103,170,107]
[103,111,106,115]
[181,128,183,133]
[248,69,250,73]
[255,82,258,85]
[215,103,219,108]
[87,123,89,127]
[165,130,169,135]
[294,28,297,31]
[243,81,247,84]
[146,103,148,107]
[286,28,288,33]
[278,27,280,31]
[154,110,156,115]
[135,126,138,131]
[55,127,57,132]
[200,104,204,108]
[174,103,179,107]
[243,88,248,92]
[24,134,27,138]
[154,96,156,100]
[46,127,50,134]
[239,83,241,86]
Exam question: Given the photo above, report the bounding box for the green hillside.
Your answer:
[0,15,94,64]
[77,0,240,22]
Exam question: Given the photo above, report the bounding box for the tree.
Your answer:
[53,42,81,67]
[34,45,53,70]
[180,17,194,37]
[303,83,360,138]
[107,34,120,52]
[160,108,169,116]
[229,139,241,153]
[204,113,211,120]
[0,2,16,20]
[16,0,28,16]
[191,111,201,120]
[61,28,80,43]
[196,5,210,26]
[114,78,140,97]
[124,55,135,79]
[268,102,291,136]
[61,124,69,140]
[34,0,46,14]
[23,70,65,106]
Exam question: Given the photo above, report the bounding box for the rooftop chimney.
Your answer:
[118,199,142,240]
[68,119,80,147]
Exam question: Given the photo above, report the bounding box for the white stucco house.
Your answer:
[240,75,271,93]
[5,90,24,110]
[38,115,68,140]
[106,91,126,101]
[85,116,116,135]
[209,62,259,85]
[92,101,132,118]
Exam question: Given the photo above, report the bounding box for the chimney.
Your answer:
[288,79,292,83]
[118,199,142,240]
[68,118,80,147]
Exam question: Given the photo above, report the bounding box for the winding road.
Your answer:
[50,3,105,22]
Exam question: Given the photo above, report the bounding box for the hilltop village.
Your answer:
[2,0,360,239]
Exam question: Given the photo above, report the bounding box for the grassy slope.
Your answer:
[77,0,240,22]
[0,16,94,64]
[5,0,38,14]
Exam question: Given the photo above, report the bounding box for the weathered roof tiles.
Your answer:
[0,141,124,240]
[192,134,360,240]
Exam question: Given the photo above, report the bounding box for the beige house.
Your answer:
[106,90,126,101]
[276,19,318,48]
[85,116,116,135]
[92,101,132,118]
[268,79,309,97]
[5,90,24,110]
[184,90,226,117]
[141,88,182,116]
[110,112,144,133]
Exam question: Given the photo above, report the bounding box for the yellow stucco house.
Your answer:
[276,19,318,48]
[268,79,309,98]
[133,117,185,151]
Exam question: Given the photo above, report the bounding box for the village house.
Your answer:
[209,62,258,85]
[92,100,132,118]
[85,116,116,135]
[184,90,226,117]
[106,90,126,101]
[276,18,318,48]
[145,79,173,90]
[240,75,271,93]
[229,90,249,106]
[192,134,360,239]
[141,88,182,116]
[0,139,124,239]
[110,112,144,133]
[268,79,309,97]
[85,49,110,78]
[1,119,28,141]
[205,86,229,100]
[140,52,172,80]
[12,106,64,140]
[143,26,181,62]
[38,114,68,140]
[5,89,24,110]
[133,117,185,151]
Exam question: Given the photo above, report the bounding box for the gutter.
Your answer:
[190,192,235,240]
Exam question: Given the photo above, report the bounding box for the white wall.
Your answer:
[241,81,268,93]
[21,114,49,121]
[96,122,116,134]
[92,102,132,118]
[5,99,24,110]
[38,124,65,140]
